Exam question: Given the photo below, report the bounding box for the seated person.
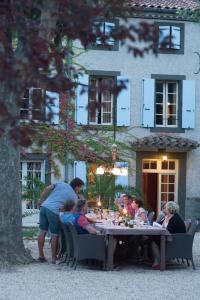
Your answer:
[156,201,167,224]
[59,199,75,224]
[115,194,135,218]
[151,201,186,269]
[72,199,97,234]
[126,198,148,259]
[131,198,148,223]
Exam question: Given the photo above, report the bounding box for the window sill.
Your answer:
[150,127,185,133]
[87,43,119,51]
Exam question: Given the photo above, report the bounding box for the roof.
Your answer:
[128,0,199,11]
[130,135,200,152]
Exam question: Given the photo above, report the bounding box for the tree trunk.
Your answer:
[0,85,32,265]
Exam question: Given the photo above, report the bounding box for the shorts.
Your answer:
[39,206,60,236]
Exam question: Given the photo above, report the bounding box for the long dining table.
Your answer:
[95,222,170,271]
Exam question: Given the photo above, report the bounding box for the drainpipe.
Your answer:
[65,39,72,182]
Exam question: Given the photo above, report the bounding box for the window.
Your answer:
[20,160,46,209]
[89,20,119,50]
[20,161,44,192]
[155,81,178,128]
[76,73,131,126]
[142,77,196,132]
[156,23,184,54]
[20,88,45,122]
[89,76,114,125]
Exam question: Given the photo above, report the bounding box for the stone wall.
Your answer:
[185,197,200,219]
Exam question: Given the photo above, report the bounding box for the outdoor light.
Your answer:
[96,144,128,176]
[162,155,168,161]
[120,167,128,176]
[111,166,121,176]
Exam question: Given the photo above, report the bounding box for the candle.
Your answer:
[123,208,128,215]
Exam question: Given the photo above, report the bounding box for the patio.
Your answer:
[0,233,200,300]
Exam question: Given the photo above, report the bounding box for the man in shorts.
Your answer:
[37,177,84,263]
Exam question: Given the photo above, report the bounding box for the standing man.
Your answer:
[37,177,84,264]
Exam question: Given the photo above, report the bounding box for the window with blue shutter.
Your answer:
[156,22,184,55]
[89,19,119,51]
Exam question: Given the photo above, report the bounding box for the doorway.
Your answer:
[142,159,178,216]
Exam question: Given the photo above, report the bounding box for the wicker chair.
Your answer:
[60,223,74,265]
[147,211,155,225]
[67,222,106,270]
[166,219,199,270]
[184,219,192,232]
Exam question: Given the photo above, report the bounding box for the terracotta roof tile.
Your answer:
[130,135,200,152]
[128,0,199,10]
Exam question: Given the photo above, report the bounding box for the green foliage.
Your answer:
[22,228,39,239]
[86,173,125,208]
[177,4,200,22]
[123,186,147,209]
[22,177,46,207]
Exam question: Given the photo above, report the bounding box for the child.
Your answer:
[59,199,75,224]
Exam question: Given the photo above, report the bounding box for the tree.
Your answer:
[0,0,156,264]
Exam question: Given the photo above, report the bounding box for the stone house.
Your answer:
[20,0,200,219]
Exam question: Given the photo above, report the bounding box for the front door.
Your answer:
[142,159,178,215]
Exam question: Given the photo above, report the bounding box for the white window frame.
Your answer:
[155,80,178,128]
[20,88,44,122]
[20,161,45,192]
[89,77,114,125]
[142,159,178,213]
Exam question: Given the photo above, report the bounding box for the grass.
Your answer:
[23,227,39,239]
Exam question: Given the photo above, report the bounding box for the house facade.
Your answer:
[21,0,200,219]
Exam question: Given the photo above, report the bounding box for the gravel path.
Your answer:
[1,234,200,300]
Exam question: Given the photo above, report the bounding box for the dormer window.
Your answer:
[89,19,119,51]
[156,23,184,55]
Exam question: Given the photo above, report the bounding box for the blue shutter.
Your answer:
[117,76,131,126]
[182,80,195,129]
[171,26,181,49]
[75,74,89,125]
[159,26,170,48]
[105,22,115,46]
[41,160,46,183]
[115,162,128,187]
[74,161,87,185]
[141,78,155,128]
[45,91,59,125]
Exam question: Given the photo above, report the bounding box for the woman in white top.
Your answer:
[131,198,147,223]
